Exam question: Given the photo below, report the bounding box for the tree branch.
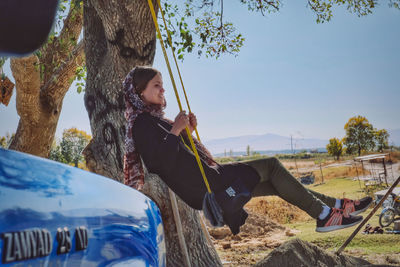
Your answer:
[39,1,84,85]
[220,0,223,28]
[58,2,84,46]
[40,40,85,110]
[10,55,41,123]
[90,0,158,43]
[238,0,280,15]
[265,0,280,12]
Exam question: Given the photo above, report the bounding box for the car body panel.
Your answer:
[0,148,165,266]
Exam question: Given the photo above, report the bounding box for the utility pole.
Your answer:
[291,135,299,176]
[290,135,293,152]
[319,160,324,184]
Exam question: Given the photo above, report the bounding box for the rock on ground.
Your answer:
[254,238,377,267]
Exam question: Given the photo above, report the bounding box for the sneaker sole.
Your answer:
[349,200,373,216]
[315,218,363,233]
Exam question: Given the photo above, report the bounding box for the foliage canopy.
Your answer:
[161,0,399,60]
[375,128,389,152]
[50,128,91,168]
[343,115,375,156]
[326,137,343,160]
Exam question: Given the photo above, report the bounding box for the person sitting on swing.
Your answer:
[123,66,373,234]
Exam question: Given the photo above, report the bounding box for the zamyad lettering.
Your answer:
[28,230,37,258]
[3,233,13,263]
[75,226,88,251]
[19,231,31,259]
[56,227,71,254]
[37,228,45,256]
[1,228,52,264]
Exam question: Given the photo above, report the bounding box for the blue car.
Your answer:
[0,148,166,266]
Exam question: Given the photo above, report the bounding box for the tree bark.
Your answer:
[83,1,221,265]
[142,173,222,266]
[9,43,85,157]
[8,3,84,158]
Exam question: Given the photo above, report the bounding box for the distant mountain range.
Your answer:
[203,128,400,155]
[203,133,328,155]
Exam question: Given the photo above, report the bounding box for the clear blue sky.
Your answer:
[1,1,399,144]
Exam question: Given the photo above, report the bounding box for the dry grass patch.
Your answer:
[282,160,315,170]
[245,196,310,224]
[312,165,368,182]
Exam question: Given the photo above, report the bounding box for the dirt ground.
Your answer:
[207,211,294,266]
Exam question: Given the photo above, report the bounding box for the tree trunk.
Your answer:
[9,43,85,157]
[142,173,221,266]
[82,1,221,265]
[8,3,84,158]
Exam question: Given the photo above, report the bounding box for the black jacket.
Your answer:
[132,112,260,210]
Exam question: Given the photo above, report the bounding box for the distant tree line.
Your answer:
[1,128,91,169]
[326,115,390,160]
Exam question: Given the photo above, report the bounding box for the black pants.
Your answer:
[244,157,337,219]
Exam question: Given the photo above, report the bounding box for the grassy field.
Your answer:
[306,176,366,199]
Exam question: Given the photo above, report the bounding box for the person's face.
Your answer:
[141,73,165,105]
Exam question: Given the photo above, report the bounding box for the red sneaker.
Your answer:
[316,208,363,232]
[342,196,373,216]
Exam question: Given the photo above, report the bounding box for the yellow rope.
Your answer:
[147,0,211,194]
[156,0,201,142]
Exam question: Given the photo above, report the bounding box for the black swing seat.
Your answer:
[203,177,253,235]
[215,177,252,234]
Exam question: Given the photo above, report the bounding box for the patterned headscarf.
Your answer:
[123,67,216,190]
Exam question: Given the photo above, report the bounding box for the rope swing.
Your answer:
[147,0,212,194]
[146,2,217,266]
